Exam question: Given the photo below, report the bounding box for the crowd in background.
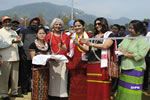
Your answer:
[0,15,150,100]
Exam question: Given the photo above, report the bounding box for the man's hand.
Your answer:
[0,56,3,66]
[12,34,22,43]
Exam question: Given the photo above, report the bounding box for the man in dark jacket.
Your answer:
[20,17,40,94]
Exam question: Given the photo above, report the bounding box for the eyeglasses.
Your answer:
[95,23,102,26]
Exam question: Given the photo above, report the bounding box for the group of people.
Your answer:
[0,15,149,100]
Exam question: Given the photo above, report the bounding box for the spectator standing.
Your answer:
[11,20,21,34]
[119,26,126,37]
[110,24,120,98]
[20,17,40,94]
[11,20,24,96]
[65,20,75,36]
[143,21,150,93]
[0,16,23,100]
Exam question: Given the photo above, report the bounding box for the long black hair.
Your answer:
[94,17,109,36]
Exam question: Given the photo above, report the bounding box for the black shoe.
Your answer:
[22,89,28,95]
[22,91,28,95]
[2,97,10,100]
[27,88,31,92]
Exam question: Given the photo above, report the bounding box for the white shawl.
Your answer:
[101,31,112,68]
[67,32,89,61]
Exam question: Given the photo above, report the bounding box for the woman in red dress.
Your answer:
[67,19,91,100]
[80,17,114,100]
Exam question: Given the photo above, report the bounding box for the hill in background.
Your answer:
[0,2,131,25]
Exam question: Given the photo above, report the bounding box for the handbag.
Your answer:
[92,47,119,80]
[108,56,119,78]
[91,39,119,80]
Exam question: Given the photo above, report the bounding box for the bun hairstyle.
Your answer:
[130,20,146,35]
[74,19,85,26]
[74,19,85,31]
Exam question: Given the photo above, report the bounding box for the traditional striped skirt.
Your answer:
[32,67,49,100]
[116,68,144,100]
[69,68,87,100]
[87,63,111,100]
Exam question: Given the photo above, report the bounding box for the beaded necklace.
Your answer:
[34,39,48,51]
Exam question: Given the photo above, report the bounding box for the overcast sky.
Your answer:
[0,0,149,20]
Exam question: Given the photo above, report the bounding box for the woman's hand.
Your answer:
[118,48,134,58]
[73,38,89,51]
[73,38,79,45]
[58,41,67,51]
[80,39,91,46]
[118,48,128,56]
[118,48,127,54]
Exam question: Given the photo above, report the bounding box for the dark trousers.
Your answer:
[143,56,150,90]
[19,60,32,93]
[111,77,119,96]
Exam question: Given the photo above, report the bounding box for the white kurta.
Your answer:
[48,61,68,97]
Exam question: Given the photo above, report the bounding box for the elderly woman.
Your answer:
[45,18,69,100]
[116,20,149,100]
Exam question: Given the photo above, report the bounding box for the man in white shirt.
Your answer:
[0,35,12,67]
[0,16,23,100]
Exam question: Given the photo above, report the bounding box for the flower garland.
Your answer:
[76,33,84,52]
